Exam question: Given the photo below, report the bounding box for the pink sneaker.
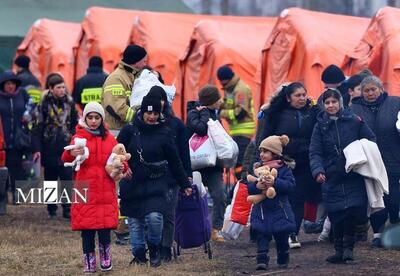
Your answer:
[99,244,113,271]
[83,252,96,273]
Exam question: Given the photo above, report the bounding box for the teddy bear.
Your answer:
[64,138,89,171]
[105,143,131,182]
[246,164,278,204]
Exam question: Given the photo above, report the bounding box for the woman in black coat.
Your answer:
[310,89,375,263]
[258,82,320,248]
[350,75,400,247]
[146,85,192,262]
[117,95,191,267]
[0,71,30,203]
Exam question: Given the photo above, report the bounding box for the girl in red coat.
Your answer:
[62,102,119,273]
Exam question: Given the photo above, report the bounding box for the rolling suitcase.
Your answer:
[174,185,213,259]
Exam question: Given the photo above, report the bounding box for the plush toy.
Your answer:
[64,138,89,171]
[105,143,132,182]
[246,164,278,204]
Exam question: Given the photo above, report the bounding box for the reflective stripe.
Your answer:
[81,87,102,103]
[126,90,131,97]
[104,84,125,96]
[26,88,42,104]
[229,121,256,136]
[124,107,135,122]
[228,109,236,121]
[226,98,234,105]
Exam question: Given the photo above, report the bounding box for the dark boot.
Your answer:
[148,243,161,267]
[130,248,148,265]
[160,246,172,262]
[343,235,355,262]
[326,238,344,264]
[277,252,289,268]
[256,251,269,270]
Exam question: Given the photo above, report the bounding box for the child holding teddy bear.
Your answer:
[62,102,124,273]
[247,135,296,270]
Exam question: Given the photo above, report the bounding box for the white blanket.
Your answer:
[343,139,388,215]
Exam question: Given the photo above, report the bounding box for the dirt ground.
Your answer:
[1,205,400,276]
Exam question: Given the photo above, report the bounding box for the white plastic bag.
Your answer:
[396,111,400,133]
[189,134,217,170]
[207,119,239,168]
[221,204,245,240]
[130,69,176,108]
[192,171,207,197]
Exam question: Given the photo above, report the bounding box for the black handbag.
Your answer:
[134,128,168,179]
[14,124,31,151]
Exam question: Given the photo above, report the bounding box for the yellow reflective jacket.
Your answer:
[220,75,255,137]
[101,61,140,130]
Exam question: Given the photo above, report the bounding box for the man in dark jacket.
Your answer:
[187,85,226,242]
[14,55,42,104]
[73,56,108,115]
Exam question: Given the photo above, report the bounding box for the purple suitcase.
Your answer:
[174,185,211,249]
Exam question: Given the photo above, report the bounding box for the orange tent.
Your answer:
[131,11,208,117]
[342,7,400,94]
[177,17,276,118]
[258,8,369,104]
[74,7,144,80]
[16,19,81,90]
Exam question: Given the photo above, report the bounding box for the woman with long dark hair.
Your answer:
[257,82,321,248]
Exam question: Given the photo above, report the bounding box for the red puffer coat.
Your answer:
[62,123,118,231]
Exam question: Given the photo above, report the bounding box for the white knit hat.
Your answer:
[83,102,105,120]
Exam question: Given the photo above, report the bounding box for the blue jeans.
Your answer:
[128,212,163,255]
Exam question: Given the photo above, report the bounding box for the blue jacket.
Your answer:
[248,165,296,235]
[309,109,376,213]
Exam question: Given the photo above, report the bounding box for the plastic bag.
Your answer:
[192,171,207,197]
[189,134,217,170]
[230,181,252,225]
[130,69,176,108]
[207,119,238,168]
[221,204,245,240]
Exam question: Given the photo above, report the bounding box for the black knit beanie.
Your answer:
[122,45,147,65]
[89,56,103,68]
[147,86,168,102]
[217,65,234,81]
[14,55,30,69]
[198,85,221,106]
[321,64,345,84]
[141,95,162,113]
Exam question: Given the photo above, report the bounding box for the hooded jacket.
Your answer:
[0,72,30,154]
[309,109,375,212]
[61,122,118,230]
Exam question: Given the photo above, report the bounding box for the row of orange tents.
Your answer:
[15,6,400,118]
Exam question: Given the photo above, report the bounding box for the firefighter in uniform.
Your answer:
[73,56,108,116]
[101,44,148,245]
[14,55,42,104]
[217,65,256,180]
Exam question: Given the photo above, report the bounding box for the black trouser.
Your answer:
[370,173,400,233]
[289,191,304,235]
[81,229,111,254]
[329,206,367,240]
[43,165,72,214]
[161,185,179,248]
[256,231,289,264]
[5,149,24,202]
[232,136,251,180]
